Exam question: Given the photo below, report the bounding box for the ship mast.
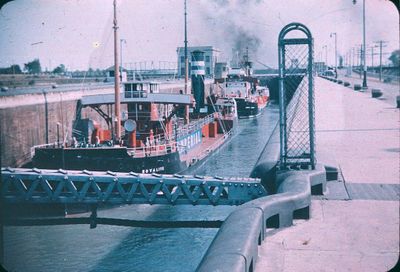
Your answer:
[184,0,189,124]
[113,0,121,141]
[184,0,188,94]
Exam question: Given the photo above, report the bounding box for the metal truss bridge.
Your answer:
[1,168,268,206]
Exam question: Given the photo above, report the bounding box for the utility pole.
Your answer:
[113,0,121,141]
[379,41,382,81]
[352,0,367,87]
[375,40,387,81]
[330,33,337,78]
[370,46,374,68]
[349,49,353,75]
[359,45,362,79]
[362,0,367,88]
[323,45,328,68]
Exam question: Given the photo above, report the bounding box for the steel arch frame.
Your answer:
[278,22,315,170]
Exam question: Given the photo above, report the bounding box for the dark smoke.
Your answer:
[198,0,264,63]
[232,26,261,61]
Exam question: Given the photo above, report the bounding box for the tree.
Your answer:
[388,50,399,67]
[10,64,22,74]
[52,64,66,74]
[0,64,22,74]
[24,59,42,74]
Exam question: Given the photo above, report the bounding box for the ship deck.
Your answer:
[180,133,226,166]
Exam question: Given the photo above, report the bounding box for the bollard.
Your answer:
[353,84,361,91]
[371,88,383,98]
[337,80,343,84]
[343,81,350,87]
[396,95,400,108]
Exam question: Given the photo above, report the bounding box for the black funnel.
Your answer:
[191,50,205,112]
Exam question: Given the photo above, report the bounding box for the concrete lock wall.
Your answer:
[249,121,280,193]
[1,94,75,167]
[0,92,111,167]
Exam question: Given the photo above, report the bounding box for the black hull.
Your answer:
[33,148,186,174]
[235,98,260,118]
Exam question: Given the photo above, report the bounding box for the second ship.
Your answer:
[215,52,269,118]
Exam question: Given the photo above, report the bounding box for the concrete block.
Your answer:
[266,214,280,228]
[324,165,339,181]
[311,183,324,195]
[343,81,350,87]
[371,88,383,98]
[293,206,310,220]
[353,84,361,91]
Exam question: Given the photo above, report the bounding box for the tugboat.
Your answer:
[216,51,269,118]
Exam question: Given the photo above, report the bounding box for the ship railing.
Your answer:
[30,142,58,158]
[174,114,215,139]
[144,133,169,146]
[126,141,177,158]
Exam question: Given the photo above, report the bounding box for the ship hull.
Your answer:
[235,98,260,118]
[33,148,186,174]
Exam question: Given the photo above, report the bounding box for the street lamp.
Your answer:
[353,0,367,88]
[120,38,127,81]
[330,32,337,78]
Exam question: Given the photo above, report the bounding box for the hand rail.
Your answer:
[175,114,215,139]
[126,141,177,158]
[30,143,57,158]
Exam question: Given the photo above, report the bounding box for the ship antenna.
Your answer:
[113,0,121,141]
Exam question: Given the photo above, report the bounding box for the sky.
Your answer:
[0,0,398,71]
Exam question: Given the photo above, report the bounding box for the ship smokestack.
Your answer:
[191,50,205,113]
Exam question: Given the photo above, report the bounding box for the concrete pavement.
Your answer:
[255,77,399,271]
[338,70,399,107]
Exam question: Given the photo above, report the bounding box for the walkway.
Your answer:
[255,76,399,271]
[338,69,399,107]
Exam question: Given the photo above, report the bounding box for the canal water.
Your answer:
[3,104,279,272]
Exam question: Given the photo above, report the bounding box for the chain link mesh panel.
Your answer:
[278,23,315,170]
